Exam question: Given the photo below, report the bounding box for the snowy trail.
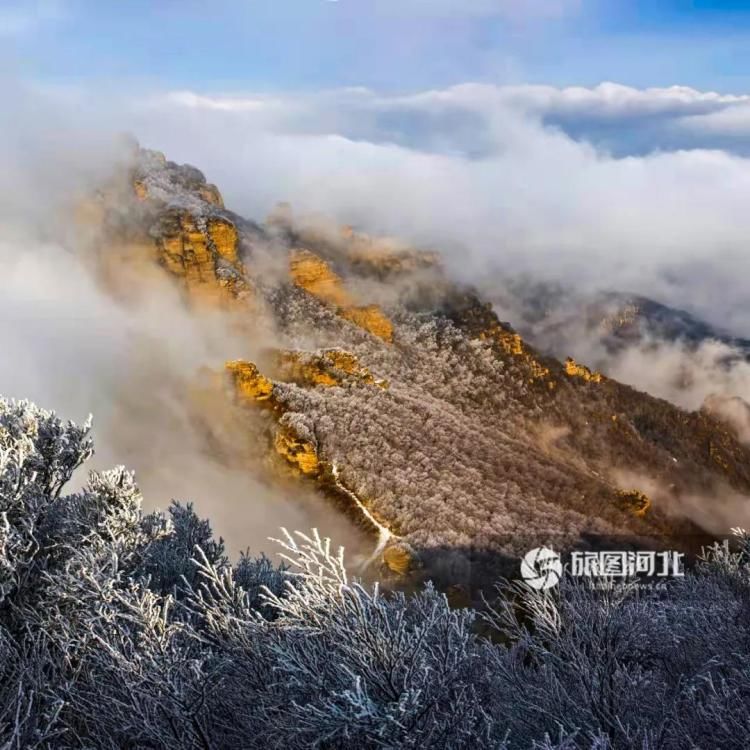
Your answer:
[331,463,394,572]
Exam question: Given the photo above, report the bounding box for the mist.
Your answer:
[5,74,750,552]
[0,83,368,559]
[16,79,744,339]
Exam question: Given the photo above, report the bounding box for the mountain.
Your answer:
[497,279,750,359]
[77,144,750,592]
[590,292,750,355]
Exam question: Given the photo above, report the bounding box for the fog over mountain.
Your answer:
[102,80,750,336]
[5,104,750,589]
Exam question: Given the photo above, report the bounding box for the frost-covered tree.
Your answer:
[1,394,749,749]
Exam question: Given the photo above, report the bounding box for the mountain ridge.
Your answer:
[76,143,750,590]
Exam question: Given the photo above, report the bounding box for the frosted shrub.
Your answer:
[0,395,749,749]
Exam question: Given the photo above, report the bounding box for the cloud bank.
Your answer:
[111,80,750,338]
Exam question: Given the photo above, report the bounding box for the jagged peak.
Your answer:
[132,146,226,217]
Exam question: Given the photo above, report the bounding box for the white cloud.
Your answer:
[499,81,750,119]
[166,91,285,113]
[10,77,750,363]
[169,81,749,119]
[679,103,750,136]
[157,81,750,156]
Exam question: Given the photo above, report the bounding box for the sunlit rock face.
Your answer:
[272,349,385,389]
[290,250,353,308]
[76,146,255,313]
[289,249,394,342]
[225,361,275,404]
[565,357,603,383]
[339,305,394,342]
[78,143,750,588]
[154,211,250,308]
[274,415,321,478]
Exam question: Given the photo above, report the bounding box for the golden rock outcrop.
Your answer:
[224,355,397,581]
[273,348,385,389]
[274,421,321,477]
[79,153,251,313]
[224,357,398,562]
[445,298,554,389]
[479,324,553,386]
[290,249,353,307]
[156,211,250,308]
[289,249,394,342]
[225,360,320,473]
[565,357,603,383]
[225,361,275,404]
[340,305,394,342]
[225,352,384,478]
[224,359,321,475]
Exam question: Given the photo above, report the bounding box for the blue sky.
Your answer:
[5,0,750,93]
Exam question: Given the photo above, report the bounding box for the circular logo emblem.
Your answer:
[521,547,562,590]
